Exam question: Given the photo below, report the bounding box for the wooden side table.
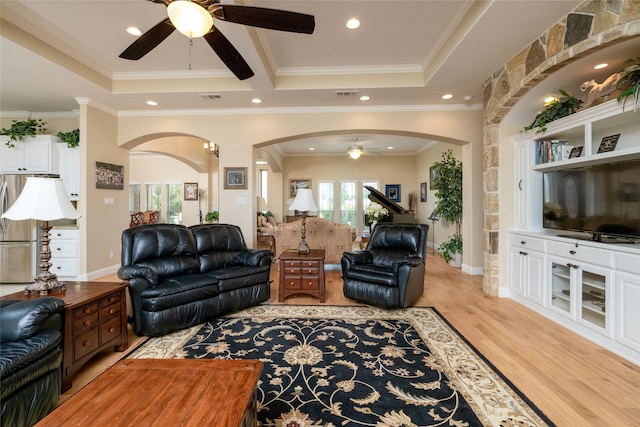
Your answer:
[278,249,326,302]
[1,281,129,392]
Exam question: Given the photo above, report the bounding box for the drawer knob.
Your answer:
[569,250,576,255]
[108,297,117,303]
[56,247,61,251]
[520,241,526,245]
[109,308,116,314]
[108,327,116,333]
[83,340,92,347]
[83,308,92,314]
[83,320,92,327]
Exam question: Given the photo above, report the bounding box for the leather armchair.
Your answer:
[341,223,428,309]
[1,297,65,427]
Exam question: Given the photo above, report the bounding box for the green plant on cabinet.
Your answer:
[0,119,48,148]
[616,56,640,112]
[524,90,583,134]
[57,129,80,148]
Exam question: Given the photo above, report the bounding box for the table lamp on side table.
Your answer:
[1,176,80,295]
[288,188,318,254]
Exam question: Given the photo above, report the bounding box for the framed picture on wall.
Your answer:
[385,184,400,202]
[289,179,311,198]
[420,182,427,202]
[95,161,124,190]
[184,182,198,201]
[429,166,439,190]
[224,167,247,189]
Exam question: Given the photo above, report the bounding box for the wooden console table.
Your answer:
[36,359,263,427]
[278,249,326,302]
[1,281,129,392]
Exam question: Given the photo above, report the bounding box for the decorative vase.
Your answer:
[370,220,377,233]
[449,252,462,268]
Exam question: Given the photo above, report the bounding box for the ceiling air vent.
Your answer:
[200,94,222,100]
[336,90,359,97]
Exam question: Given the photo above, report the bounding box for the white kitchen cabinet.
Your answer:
[57,143,80,200]
[49,228,79,279]
[508,234,544,306]
[0,135,59,174]
[615,253,640,354]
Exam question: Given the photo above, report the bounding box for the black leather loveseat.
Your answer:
[1,297,65,427]
[118,223,272,336]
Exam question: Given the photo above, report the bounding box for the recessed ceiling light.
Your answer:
[442,94,453,100]
[359,95,370,101]
[346,18,360,30]
[126,26,142,36]
[146,100,158,106]
[463,95,473,101]
[309,147,315,151]
[387,146,394,150]
[594,63,608,70]
[252,98,262,104]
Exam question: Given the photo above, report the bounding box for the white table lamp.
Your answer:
[1,177,80,295]
[288,188,318,254]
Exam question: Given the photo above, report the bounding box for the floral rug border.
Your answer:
[129,304,554,427]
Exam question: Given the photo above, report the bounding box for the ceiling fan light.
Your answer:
[348,145,363,159]
[167,0,213,38]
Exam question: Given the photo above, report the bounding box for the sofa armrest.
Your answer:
[342,250,372,265]
[392,256,424,269]
[118,265,158,286]
[235,249,272,266]
[0,297,65,342]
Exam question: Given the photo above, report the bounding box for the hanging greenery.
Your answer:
[432,149,463,264]
[0,119,48,148]
[57,128,80,148]
[524,90,583,134]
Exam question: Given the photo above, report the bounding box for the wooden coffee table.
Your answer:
[36,359,263,427]
[278,249,326,302]
[1,281,129,392]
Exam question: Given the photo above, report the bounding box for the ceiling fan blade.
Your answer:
[211,5,315,34]
[203,28,254,80]
[119,19,175,60]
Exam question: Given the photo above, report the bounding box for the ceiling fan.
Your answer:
[119,0,315,80]
[347,138,379,159]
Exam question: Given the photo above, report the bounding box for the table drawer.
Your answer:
[73,312,98,334]
[284,266,301,275]
[301,260,320,268]
[301,276,319,290]
[100,317,122,345]
[283,277,302,289]
[100,292,121,308]
[73,303,99,322]
[99,304,121,321]
[283,260,301,268]
[74,328,99,361]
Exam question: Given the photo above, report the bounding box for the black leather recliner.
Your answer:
[0,297,65,427]
[341,223,428,309]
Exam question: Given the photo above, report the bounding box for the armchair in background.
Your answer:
[341,223,428,309]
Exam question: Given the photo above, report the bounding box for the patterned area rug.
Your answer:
[130,305,553,427]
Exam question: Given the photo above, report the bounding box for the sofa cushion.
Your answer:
[140,274,219,311]
[343,264,398,287]
[204,265,271,292]
[190,224,249,271]
[122,224,200,279]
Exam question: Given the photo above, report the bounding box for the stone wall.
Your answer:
[482,1,640,295]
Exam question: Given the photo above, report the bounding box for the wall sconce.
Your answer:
[204,141,219,157]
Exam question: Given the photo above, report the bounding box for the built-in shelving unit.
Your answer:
[509,99,640,366]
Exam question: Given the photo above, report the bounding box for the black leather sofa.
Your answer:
[0,297,65,427]
[118,223,272,337]
[341,223,428,309]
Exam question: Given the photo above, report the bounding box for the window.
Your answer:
[167,183,182,224]
[317,181,334,221]
[129,183,140,213]
[259,169,268,204]
[340,181,357,227]
[362,181,380,210]
[146,183,161,212]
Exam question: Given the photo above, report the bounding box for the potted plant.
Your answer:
[0,119,48,148]
[57,128,80,148]
[616,56,640,112]
[524,90,583,134]
[204,211,219,222]
[432,150,463,267]
[407,190,417,213]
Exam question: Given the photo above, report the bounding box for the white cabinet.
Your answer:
[615,253,640,353]
[0,135,59,174]
[49,228,79,279]
[57,143,80,200]
[508,234,544,305]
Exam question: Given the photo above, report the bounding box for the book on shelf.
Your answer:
[534,139,569,164]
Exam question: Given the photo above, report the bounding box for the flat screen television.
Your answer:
[543,159,640,242]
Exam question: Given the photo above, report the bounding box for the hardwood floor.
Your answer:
[73,253,640,426]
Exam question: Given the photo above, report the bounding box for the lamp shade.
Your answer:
[167,0,214,38]
[258,197,268,212]
[289,189,318,212]
[1,177,80,221]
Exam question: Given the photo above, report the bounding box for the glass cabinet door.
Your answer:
[579,270,607,329]
[550,262,571,314]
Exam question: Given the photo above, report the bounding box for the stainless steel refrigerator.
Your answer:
[0,174,37,283]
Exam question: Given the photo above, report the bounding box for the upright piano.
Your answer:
[365,185,417,224]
